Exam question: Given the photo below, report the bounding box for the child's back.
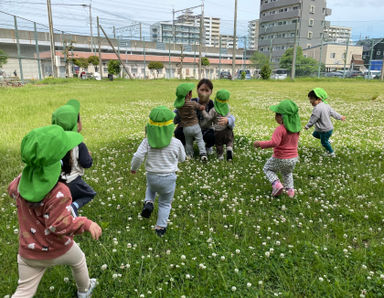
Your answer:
[178,100,203,127]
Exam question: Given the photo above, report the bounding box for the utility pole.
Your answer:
[140,23,142,41]
[143,37,146,79]
[231,0,238,80]
[179,44,184,79]
[219,35,222,77]
[291,18,300,80]
[368,39,374,79]
[172,9,176,51]
[168,41,171,79]
[97,16,103,78]
[89,2,94,54]
[317,36,323,78]
[47,0,57,77]
[198,3,204,80]
[342,37,350,79]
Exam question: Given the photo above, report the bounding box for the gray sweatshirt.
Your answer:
[305,102,342,132]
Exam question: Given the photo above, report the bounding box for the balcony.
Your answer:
[261,0,300,12]
[258,37,295,47]
[260,23,297,34]
[260,10,300,23]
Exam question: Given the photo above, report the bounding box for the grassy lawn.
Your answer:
[1,79,384,297]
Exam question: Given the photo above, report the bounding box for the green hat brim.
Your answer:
[52,105,78,132]
[146,123,175,149]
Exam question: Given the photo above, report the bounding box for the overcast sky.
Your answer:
[0,0,383,40]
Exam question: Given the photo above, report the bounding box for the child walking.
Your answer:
[254,100,301,198]
[174,83,207,161]
[305,88,346,157]
[131,106,186,236]
[52,99,96,216]
[202,89,234,160]
[8,125,102,298]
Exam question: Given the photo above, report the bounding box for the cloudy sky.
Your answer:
[0,0,383,40]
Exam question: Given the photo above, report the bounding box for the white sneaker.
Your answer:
[206,147,214,155]
[328,139,333,144]
[78,278,97,298]
[218,155,224,160]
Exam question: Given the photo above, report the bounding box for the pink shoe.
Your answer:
[271,181,284,197]
[286,188,295,198]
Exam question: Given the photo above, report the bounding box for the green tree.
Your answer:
[88,56,100,70]
[250,51,269,69]
[72,58,89,70]
[107,60,121,75]
[0,49,8,67]
[200,57,210,66]
[148,61,164,78]
[260,63,272,80]
[279,47,319,77]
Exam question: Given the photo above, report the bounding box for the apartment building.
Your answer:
[258,0,331,63]
[324,25,351,43]
[150,21,200,45]
[248,19,259,50]
[220,34,239,49]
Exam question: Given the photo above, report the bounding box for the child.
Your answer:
[8,125,102,298]
[131,106,186,236]
[254,100,301,198]
[305,88,346,157]
[52,99,96,216]
[202,89,234,160]
[174,83,207,161]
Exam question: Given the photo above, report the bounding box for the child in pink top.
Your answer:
[254,100,301,198]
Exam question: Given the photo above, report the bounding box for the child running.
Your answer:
[8,125,102,298]
[254,100,301,198]
[202,89,234,160]
[131,106,186,237]
[174,83,207,161]
[52,99,96,216]
[305,88,346,157]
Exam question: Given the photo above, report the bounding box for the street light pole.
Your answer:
[231,0,237,80]
[47,0,57,77]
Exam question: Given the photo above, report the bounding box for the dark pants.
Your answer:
[215,128,234,156]
[313,130,333,153]
[174,125,215,148]
[68,176,96,209]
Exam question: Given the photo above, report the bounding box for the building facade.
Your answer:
[220,34,239,49]
[150,21,200,45]
[324,25,351,44]
[248,19,259,50]
[258,0,331,63]
[356,38,384,66]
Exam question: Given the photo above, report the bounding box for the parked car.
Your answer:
[236,69,251,80]
[364,70,381,79]
[324,71,344,78]
[219,71,232,80]
[271,69,288,80]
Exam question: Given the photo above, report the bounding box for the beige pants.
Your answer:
[12,242,90,298]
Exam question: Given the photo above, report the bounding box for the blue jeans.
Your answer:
[313,130,333,153]
[145,173,177,228]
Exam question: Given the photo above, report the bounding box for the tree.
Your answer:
[107,60,121,75]
[148,61,164,79]
[200,57,210,66]
[260,63,272,80]
[88,56,100,71]
[72,58,89,70]
[0,49,8,67]
[250,51,269,69]
[279,47,319,77]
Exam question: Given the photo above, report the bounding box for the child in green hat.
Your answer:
[254,100,301,198]
[202,89,234,160]
[8,125,102,297]
[131,106,186,237]
[174,83,208,161]
[305,88,346,157]
[52,99,96,216]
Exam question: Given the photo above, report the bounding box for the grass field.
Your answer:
[1,79,384,297]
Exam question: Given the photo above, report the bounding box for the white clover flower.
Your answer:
[63,277,69,283]
[234,268,239,273]
[49,286,55,292]
[235,249,240,254]
[186,274,191,279]
[319,277,324,282]
[231,286,237,292]
[258,280,263,285]
[220,256,225,261]
[265,251,270,257]
[247,282,252,288]
[112,273,118,279]
[166,250,171,255]
[181,255,186,260]
[101,264,107,270]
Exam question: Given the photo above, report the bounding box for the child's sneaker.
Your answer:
[206,147,214,155]
[226,150,233,161]
[328,139,333,144]
[200,154,208,162]
[77,278,97,298]
[218,155,224,160]
[155,227,167,237]
[286,188,295,198]
[141,201,154,218]
[271,181,284,197]
[70,203,79,217]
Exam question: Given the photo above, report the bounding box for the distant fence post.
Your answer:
[34,22,42,80]
[14,16,24,83]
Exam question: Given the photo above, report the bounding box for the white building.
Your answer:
[220,34,239,49]
[324,25,351,44]
[248,19,259,50]
[150,21,200,45]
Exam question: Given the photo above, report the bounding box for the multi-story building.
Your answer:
[150,21,200,45]
[248,19,259,50]
[220,34,239,49]
[356,38,384,66]
[258,0,331,63]
[324,25,351,43]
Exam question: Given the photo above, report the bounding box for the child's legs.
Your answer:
[174,125,185,145]
[13,255,47,298]
[320,130,333,153]
[69,177,96,209]
[214,130,225,156]
[225,129,234,151]
[194,128,207,155]
[145,175,157,203]
[182,125,196,156]
[279,157,298,189]
[312,131,321,139]
[202,128,215,148]
[263,157,280,184]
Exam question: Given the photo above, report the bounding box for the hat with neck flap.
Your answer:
[51,100,79,132]
[174,83,194,108]
[269,99,301,133]
[214,89,230,116]
[313,88,328,104]
[146,106,175,149]
[19,125,83,202]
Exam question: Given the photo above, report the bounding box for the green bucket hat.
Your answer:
[146,106,175,149]
[66,99,80,115]
[270,99,301,133]
[174,83,194,108]
[214,89,230,116]
[313,88,328,104]
[52,104,78,132]
[19,125,83,202]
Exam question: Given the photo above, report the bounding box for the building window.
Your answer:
[309,19,314,27]
[308,31,313,39]
[330,53,336,58]
[310,5,315,13]
[307,44,311,48]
